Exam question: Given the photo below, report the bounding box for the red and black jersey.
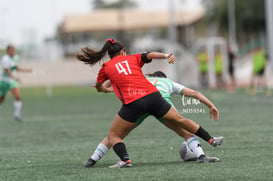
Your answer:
[97,53,158,104]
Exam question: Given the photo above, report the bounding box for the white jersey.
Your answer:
[146,77,185,105]
[1,54,19,82]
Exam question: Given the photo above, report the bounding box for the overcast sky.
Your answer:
[0,0,202,45]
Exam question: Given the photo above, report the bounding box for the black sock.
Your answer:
[195,126,213,142]
[113,142,130,162]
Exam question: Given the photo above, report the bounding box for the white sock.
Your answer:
[14,101,22,117]
[91,143,109,161]
[187,136,205,158]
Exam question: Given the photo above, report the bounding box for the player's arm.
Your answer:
[95,81,113,93]
[16,66,32,73]
[102,80,113,92]
[146,52,176,64]
[96,64,113,93]
[5,68,16,79]
[4,68,21,83]
[181,88,219,121]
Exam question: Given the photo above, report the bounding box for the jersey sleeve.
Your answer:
[141,52,152,63]
[96,64,108,83]
[2,56,11,69]
[134,53,152,67]
[172,81,185,94]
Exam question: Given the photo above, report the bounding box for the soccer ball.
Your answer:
[179,142,197,161]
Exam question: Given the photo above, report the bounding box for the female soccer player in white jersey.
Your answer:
[83,71,223,167]
[0,45,31,121]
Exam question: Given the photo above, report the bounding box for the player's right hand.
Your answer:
[209,106,219,121]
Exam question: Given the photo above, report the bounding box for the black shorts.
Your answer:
[228,66,234,76]
[118,92,171,123]
[256,67,265,76]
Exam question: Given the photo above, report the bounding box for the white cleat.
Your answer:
[198,155,220,163]
[109,160,132,168]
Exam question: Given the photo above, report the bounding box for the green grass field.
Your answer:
[0,86,272,181]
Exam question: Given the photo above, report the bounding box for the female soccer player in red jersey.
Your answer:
[77,39,223,168]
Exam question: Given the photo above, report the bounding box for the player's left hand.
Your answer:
[167,53,176,64]
[209,106,219,121]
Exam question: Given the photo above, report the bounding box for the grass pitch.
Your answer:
[0,86,272,181]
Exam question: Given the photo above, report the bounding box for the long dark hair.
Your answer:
[76,39,124,66]
[146,71,167,78]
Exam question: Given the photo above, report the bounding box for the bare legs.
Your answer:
[0,96,5,104]
[106,107,216,164]
[108,115,138,146]
[107,107,201,154]
[0,86,22,120]
[11,87,22,120]
[85,106,221,168]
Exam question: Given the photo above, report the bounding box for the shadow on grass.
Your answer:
[86,160,198,169]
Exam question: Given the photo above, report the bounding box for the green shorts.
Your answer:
[0,80,19,96]
[136,101,175,125]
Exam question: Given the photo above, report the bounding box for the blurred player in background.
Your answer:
[0,45,32,121]
[214,48,225,89]
[250,47,271,95]
[83,71,223,168]
[196,48,209,88]
[227,46,236,93]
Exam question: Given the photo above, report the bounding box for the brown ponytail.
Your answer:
[76,39,124,66]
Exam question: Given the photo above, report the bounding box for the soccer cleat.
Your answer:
[109,160,132,168]
[14,116,23,122]
[209,136,224,147]
[197,155,220,163]
[83,158,97,168]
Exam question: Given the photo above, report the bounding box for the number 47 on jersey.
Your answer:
[115,60,132,75]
